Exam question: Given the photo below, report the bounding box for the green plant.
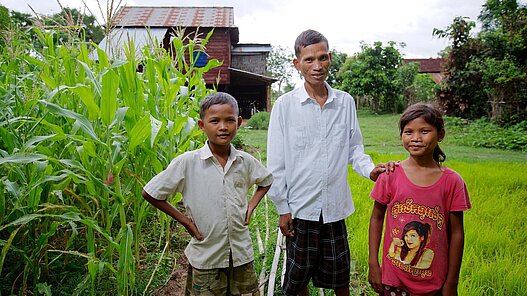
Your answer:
[246,112,270,130]
[445,117,527,151]
[0,24,220,295]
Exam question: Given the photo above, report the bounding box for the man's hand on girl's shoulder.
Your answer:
[370,161,400,181]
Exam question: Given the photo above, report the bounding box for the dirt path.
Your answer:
[152,255,189,296]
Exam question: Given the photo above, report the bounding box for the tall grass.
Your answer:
[0,25,219,295]
[241,112,527,295]
[347,159,527,296]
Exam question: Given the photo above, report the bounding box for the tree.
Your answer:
[327,49,347,86]
[0,5,10,47]
[434,0,527,124]
[266,45,295,95]
[42,7,105,44]
[338,41,411,112]
[433,17,484,118]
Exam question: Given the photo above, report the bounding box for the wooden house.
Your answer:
[98,6,276,119]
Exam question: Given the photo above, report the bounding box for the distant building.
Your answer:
[403,58,446,84]
[97,6,276,118]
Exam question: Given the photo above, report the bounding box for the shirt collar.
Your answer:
[298,81,336,105]
[199,141,242,162]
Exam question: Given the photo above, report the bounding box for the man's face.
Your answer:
[293,41,332,87]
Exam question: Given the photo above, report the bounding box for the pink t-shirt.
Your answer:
[370,166,471,295]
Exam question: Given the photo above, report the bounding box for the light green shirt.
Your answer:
[144,143,273,269]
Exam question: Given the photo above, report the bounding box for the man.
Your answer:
[266,29,391,296]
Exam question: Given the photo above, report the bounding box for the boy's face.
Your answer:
[293,41,332,87]
[198,103,242,150]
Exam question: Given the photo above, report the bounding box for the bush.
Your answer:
[445,117,527,151]
[246,111,270,130]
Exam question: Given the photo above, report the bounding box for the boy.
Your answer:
[143,92,273,295]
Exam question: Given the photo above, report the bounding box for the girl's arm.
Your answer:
[369,201,387,294]
[142,190,204,240]
[442,211,464,296]
[245,185,271,225]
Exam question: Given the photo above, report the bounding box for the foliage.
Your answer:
[0,5,9,29]
[5,5,104,47]
[246,112,270,130]
[327,49,347,86]
[43,7,105,44]
[445,117,527,151]
[406,73,438,104]
[0,5,9,47]
[434,0,527,124]
[266,45,295,94]
[338,41,413,113]
[0,23,220,295]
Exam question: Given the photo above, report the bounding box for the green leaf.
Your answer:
[101,69,119,126]
[117,224,134,294]
[0,153,48,165]
[0,225,23,276]
[39,100,102,144]
[129,114,151,150]
[70,84,100,120]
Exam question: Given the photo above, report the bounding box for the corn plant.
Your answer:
[0,25,220,295]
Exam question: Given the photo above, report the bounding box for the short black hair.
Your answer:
[294,29,329,57]
[199,92,239,118]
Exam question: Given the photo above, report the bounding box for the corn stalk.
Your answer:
[0,22,220,295]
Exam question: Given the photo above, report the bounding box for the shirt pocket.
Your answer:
[292,126,310,150]
[331,123,348,148]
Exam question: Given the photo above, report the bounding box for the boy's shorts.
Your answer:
[282,218,350,295]
[185,260,259,296]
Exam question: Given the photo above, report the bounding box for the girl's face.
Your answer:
[404,229,423,249]
[401,117,444,159]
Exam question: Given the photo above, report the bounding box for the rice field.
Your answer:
[243,113,527,295]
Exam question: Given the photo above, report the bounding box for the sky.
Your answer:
[1,0,490,58]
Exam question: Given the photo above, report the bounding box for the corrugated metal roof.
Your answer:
[113,6,236,28]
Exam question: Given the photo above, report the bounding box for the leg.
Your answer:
[282,219,321,296]
[312,219,351,294]
[298,285,309,296]
[335,285,350,296]
[229,261,259,296]
[187,265,228,295]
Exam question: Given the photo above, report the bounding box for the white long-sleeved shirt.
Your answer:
[266,82,375,223]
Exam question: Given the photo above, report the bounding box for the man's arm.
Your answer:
[266,100,289,215]
[142,190,204,240]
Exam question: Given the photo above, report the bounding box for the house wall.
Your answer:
[231,53,268,75]
[166,27,232,84]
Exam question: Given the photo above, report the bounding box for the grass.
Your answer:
[240,111,527,296]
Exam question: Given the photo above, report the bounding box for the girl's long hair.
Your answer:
[399,103,446,163]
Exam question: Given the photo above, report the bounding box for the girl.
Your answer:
[368,103,471,296]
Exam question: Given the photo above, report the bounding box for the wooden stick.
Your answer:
[267,228,283,296]
[280,235,287,286]
[256,227,264,255]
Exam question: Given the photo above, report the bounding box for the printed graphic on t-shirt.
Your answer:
[387,198,445,278]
